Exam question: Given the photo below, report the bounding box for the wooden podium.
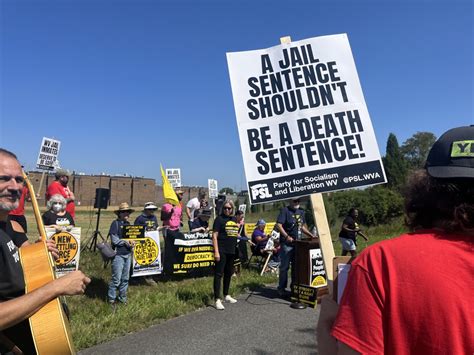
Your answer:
[292,239,329,306]
[295,239,320,284]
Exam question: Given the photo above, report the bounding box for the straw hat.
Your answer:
[114,202,135,215]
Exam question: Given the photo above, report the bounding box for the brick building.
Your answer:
[27,171,210,208]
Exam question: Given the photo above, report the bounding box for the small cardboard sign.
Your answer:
[290,284,318,308]
[332,256,353,303]
[123,225,145,239]
[36,137,61,171]
[166,168,181,188]
[208,179,218,198]
[309,248,328,288]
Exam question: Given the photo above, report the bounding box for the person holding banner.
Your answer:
[161,189,184,233]
[46,168,75,218]
[324,126,474,354]
[186,191,206,231]
[107,202,135,307]
[134,202,159,231]
[212,200,239,310]
[190,208,211,233]
[42,194,75,230]
[276,198,317,298]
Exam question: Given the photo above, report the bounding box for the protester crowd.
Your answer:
[1,124,472,353]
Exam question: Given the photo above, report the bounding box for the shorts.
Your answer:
[339,237,356,251]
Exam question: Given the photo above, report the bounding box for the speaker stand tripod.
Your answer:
[83,207,105,252]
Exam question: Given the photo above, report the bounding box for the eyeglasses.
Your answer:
[223,206,232,210]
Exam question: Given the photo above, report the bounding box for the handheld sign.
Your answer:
[227,34,386,204]
[208,179,218,199]
[131,230,163,277]
[36,137,61,171]
[123,225,145,239]
[166,168,182,188]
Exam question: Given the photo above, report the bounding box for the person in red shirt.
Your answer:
[46,169,75,218]
[318,125,474,355]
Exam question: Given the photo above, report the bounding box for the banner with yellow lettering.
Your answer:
[244,222,276,237]
[163,230,214,275]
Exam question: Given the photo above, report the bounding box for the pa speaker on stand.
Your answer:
[84,188,110,252]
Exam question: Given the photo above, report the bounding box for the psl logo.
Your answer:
[251,183,272,200]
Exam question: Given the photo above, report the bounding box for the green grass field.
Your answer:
[22,206,407,349]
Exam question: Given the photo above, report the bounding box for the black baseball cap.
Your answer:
[425,125,474,179]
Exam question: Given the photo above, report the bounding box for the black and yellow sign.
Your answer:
[51,231,78,265]
[134,237,159,265]
[123,225,145,239]
[291,284,318,308]
[46,227,81,277]
[131,230,162,276]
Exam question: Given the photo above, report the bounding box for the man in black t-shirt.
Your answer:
[0,148,90,354]
[276,198,317,297]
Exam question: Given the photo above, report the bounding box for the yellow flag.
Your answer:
[160,165,179,206]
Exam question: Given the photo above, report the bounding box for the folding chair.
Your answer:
[246,243,265,268]
[247,244,274,275]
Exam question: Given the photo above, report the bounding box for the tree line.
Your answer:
[322,131,437,227]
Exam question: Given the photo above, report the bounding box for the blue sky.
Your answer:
[1,0,472,191]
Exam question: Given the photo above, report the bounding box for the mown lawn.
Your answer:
[23,206,406,349]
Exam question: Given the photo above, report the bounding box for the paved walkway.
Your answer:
[80,286,320,355]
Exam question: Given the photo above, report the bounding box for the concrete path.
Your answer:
[80,286,320,355]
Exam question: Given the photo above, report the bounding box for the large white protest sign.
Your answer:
[36,137,61,171]
[166,168,181,188]
[227,34,386,204]
[208,179,218,198]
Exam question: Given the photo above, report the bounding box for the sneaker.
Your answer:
[215,299,225,310]
[224,295,237,304]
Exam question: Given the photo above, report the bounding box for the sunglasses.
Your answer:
[223,206,232,210]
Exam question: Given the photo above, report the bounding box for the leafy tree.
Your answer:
[331,186,404,226]
[383,133,408,191]
[219,187,234,194]
[400,131,437,170]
